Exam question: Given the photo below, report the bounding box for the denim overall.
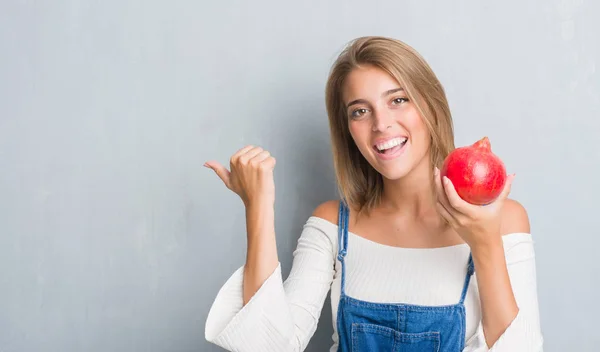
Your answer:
[336,201,475,352]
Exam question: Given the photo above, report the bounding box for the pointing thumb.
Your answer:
[204,161,231,189]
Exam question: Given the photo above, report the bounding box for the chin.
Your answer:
[376,165,412,180]
[368,151,428,181]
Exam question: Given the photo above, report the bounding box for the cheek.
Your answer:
[348,122,367,145]
[413,120,430,141]
[348,122,375,157]
[403,109,431,156]
[405,109,429,139]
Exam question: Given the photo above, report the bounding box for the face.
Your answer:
[342,65,431,180]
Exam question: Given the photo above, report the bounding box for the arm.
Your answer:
[471,199,528,347]
[243,201,279,305]
[205,145,280,306]
[204,208,336,351]
[205,146,337,351]
[434,170,543,351]
[465,230,543,351]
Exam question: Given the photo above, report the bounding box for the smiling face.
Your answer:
[325,36,455,211]
[342,65,431,180]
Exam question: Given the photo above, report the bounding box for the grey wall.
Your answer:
[1,1,598,351]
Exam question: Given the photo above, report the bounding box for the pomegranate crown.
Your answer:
[473,136,491,151]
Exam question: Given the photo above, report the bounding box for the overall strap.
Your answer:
[337,200,349,295]
[459,253,475,304]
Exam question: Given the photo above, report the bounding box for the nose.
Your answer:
[371,108,393,132]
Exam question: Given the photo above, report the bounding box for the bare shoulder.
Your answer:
[311,200,340,225]
[500,198,531,235]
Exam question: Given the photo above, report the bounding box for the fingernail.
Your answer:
[203,162,209,168]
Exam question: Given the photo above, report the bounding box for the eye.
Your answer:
[392,97,409,105]
[350,108,369,118]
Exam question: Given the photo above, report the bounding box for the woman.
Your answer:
[203,36,543,351]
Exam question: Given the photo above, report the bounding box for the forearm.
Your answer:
[242,200,279,306]
[472,237,519,348]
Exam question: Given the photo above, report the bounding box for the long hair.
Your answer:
[325,36,455,213]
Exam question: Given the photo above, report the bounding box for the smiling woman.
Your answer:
[342,66,434,188]
[203,36,543,352]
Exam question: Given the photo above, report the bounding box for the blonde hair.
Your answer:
[325,36,455,213]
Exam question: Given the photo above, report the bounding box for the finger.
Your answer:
[497,173,516,202]
[436,201,456,227]
[260,155,276,171]
[250,150,271,164]
[442,176,477,215]
[434,168,456,216]
[230,145,255,164]
[238,147,264,165]
[204,161,232,189]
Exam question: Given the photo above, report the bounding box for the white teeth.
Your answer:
[376,137,407,151]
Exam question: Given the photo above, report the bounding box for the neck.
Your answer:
[380,158,437,217]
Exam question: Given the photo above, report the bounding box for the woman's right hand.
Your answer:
[204,145,276,207]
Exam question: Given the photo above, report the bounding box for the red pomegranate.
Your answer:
[440,137,507,205]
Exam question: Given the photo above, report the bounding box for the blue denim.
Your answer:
[336,201,474,352]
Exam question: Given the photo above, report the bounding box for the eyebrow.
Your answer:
[346,88,405,109]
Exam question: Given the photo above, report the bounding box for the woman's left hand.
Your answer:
[434,167,516,249]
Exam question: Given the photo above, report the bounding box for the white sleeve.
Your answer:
[464,234,544,352]
[204,218,336,352]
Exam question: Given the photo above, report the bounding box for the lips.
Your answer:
[372,138,408,161]
[373,137,408,154]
